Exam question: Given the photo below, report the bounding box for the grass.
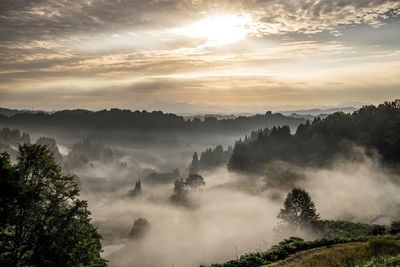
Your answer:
[264,238,400,267]
[363,255,400,267]
[209,236,400,267]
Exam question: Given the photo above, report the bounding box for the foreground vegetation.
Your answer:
[267,238,400,267]
[210,237,400,267]
[0,145,106,266]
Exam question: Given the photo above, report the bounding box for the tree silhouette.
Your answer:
[0,144,105,266]
[128,218,151,239]
[278,188,320,230]
[189,152,199,174]
[229,99,400,173]
[171,174,205,205]
[128,180,143,198]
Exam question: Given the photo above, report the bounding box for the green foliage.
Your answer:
[321,220,377,239]
[368,238,400,256]
[370,224,387,236]
[389,221,400,235]
[363,255,400,267]
[0,144,106,266]
[278,188,320,230]
[229,99,400,173]
[210,237,369,267]
[210,236,400,267]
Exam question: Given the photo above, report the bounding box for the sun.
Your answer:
[178,14,253,47]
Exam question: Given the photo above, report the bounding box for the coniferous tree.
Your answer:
[128,218,151,240]
[128,180,143,198]
[189,152,199,174]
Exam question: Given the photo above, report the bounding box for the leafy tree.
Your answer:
[185,174,206,188]
[170,178,189,204]
[171,174,206,205]
[278,188,320,230]
[0,144,106,266]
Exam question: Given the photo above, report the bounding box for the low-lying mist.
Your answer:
[301,150,400,223]
[75,147,400,267]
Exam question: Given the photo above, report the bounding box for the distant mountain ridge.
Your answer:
[0,107,46,117]
[279,106,358,116]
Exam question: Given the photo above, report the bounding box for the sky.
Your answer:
[0,0,399,112]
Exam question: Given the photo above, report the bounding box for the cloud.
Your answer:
[0,0,398,43]
[0,0,399,109]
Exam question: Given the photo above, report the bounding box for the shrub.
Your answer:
[368,238,400,256]
[370,224,386,236]
[389,221,400,235]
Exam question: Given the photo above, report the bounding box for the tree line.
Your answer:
[229,100,400,173]
[0,109,305,144]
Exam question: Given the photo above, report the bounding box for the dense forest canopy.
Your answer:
[228,100,400,173]
[0,109,305,145]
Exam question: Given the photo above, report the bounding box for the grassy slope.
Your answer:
[264,240,400,267]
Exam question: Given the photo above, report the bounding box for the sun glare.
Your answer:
[178,14,253,47]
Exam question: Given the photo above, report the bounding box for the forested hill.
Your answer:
[0,109,304,143]
[228,100,400,173]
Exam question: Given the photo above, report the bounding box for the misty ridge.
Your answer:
[1,99,400,267]
[0,108,306,146]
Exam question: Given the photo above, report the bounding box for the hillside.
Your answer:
[266,241,400,267]
[228,100,400,172]
[210,237,400,267]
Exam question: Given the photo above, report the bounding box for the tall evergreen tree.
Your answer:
[189,152,199,174]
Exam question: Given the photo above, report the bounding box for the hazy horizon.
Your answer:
[0,100,369,115]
